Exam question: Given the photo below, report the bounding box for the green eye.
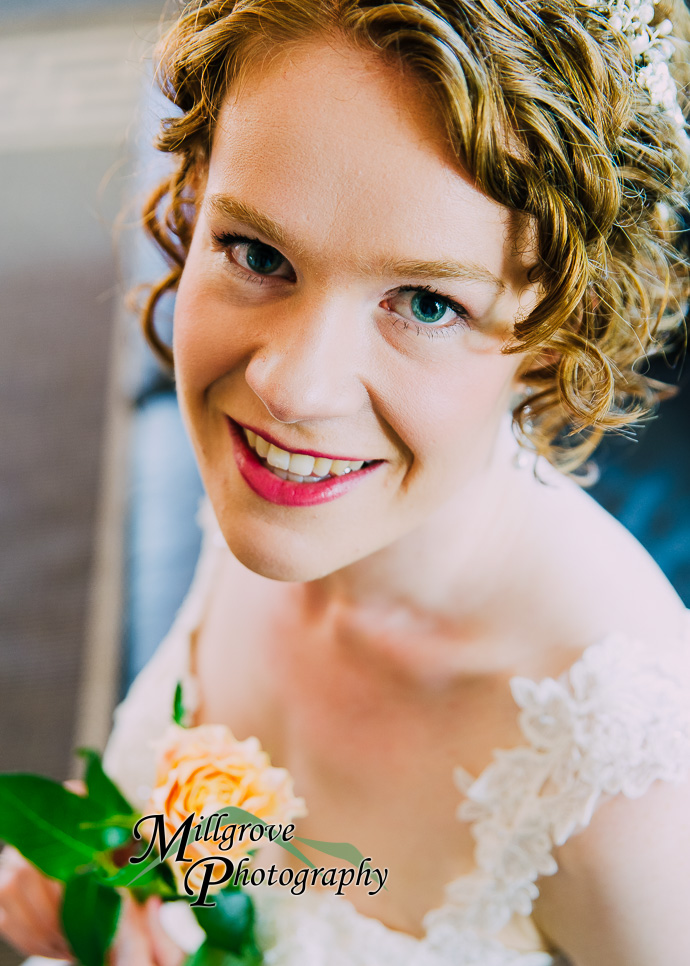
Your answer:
[245,242,284,275]
[410,291,448,324]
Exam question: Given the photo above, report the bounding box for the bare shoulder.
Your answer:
[523,457,688,653]
[525,463,690,965]
[531,766,690,965]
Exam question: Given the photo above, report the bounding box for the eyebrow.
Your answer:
[205,193,506,293]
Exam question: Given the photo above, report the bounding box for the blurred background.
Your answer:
[0,3,200,962]
[0,2,689,963]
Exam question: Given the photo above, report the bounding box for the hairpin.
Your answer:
[581,0,686,135]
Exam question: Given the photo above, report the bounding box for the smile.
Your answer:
[242,427,373,482]
[227,419,383,507]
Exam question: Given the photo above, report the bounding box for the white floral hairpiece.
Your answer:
[581,0,686,135]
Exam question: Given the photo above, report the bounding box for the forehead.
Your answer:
[206,37,533,289]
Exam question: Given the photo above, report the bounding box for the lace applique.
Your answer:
[423,632,690,942]
[102,493,690,965]
[251,889,556,966]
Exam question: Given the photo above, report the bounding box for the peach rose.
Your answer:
[145,723,307,895]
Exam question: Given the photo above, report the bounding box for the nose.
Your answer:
[243,294,369,424]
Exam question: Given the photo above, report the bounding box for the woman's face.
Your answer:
[174,36,538,582]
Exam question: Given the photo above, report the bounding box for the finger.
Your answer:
[145,897,187,966]
[34,873,73,959]
[109,894,156,966]
[0,851,72,960]
[0,883,73,959]
[0,845,26,879]
[1,857,65,936]
[0,891,72,961]
[64,778,87,796]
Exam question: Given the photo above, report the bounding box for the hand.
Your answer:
[0,775,186,966]
[0,778,88,961]
[108,894,186,966]
[0,843,73,961]
[0,851,186,965]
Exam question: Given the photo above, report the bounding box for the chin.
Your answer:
[230,545,333,583]
[216,516,362,583]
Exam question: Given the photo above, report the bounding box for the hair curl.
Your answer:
[141,0,690,476]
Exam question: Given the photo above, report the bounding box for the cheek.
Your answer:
[387,347,520,467]
[173,256,249,394]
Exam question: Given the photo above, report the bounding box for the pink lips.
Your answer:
[227,418,382,507]
[236,420,365,462]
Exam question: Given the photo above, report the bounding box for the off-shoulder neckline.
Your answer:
[175,503,690,958]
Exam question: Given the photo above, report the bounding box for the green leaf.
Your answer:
[192,888,257,953]
[206,808,371,881]
[293,837,385,890]
[173,681,187,726]
[293,836,371,868]
[207,808,320,871]
[79,812,140,850]
[61,869,121,966]
[80,813,138,830]
[0,774,114,881]
[185,940,262,966]
[122,805,372,901]
[125,806,319,889]
[99,854,177,898]
[77,748,135,819]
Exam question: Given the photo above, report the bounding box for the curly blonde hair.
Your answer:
[141,0,690,475]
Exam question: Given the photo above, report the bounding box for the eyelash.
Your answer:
[210,231,472,339]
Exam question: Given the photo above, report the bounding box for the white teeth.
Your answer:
[288,452,315,476]
[243,427,371,480]
[266,444,291,470]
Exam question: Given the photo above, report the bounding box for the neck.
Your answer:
[293,417,538,647]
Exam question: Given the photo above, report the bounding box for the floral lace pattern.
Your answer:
[250,888,560,966]
[422,632,690,954]
[101,498,690,966]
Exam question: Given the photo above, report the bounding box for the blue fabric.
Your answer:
[121,391,204,693]
[588,378,690,606]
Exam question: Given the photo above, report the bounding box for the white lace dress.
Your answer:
[85,499,690,966]
[25,500,690,966]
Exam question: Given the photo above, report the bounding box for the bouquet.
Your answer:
[0,683,373,966]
